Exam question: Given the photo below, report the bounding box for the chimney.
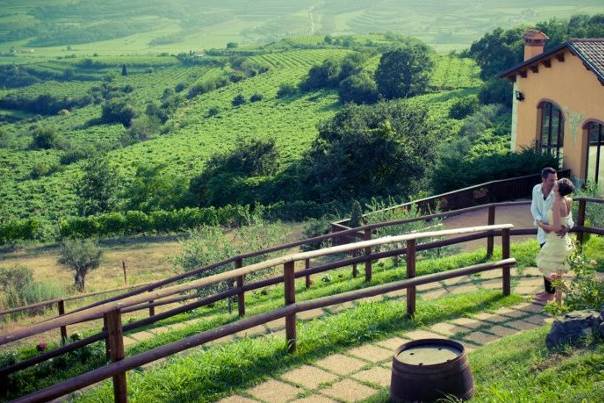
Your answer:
[523,29,549,61]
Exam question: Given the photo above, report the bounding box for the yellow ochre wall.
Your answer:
[514,49,604,181]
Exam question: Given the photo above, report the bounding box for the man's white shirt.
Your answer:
[530,183,574,245]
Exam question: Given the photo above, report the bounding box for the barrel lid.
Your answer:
[396,339,463,366]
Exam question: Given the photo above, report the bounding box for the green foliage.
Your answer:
[0,217,51,244]
[0,266,63,316]
[338,71,379,104]
[468,14,604,80]
[29,126,61,150]
[189,138,279,207]
[173,218,287,295]
[58,239,103,292]
[249,93,264,102]
[300,217,332,251]
[124,163,187,212]
[375,43,434,99]
[349,200,363,227]
[299,58,342,91]
[100,99,137,127]
[75,157,119,216]
[449,96,479,119]
[432,148,559,194]
[479,78,513,106]
[231,94,246,107]
[302,101,438,201]
[276,83,297,98]
[121,64,128,76]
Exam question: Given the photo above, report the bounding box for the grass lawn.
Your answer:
[364,326,604,403]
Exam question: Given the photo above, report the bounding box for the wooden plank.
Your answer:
[406,239,417,317]
[105,309,127,403]
[57,300,67,344]
[284,261,296,353]
[0,225,516,346]
[14,259,516,403]
[502,228,511,296]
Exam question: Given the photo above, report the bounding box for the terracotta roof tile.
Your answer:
[569,39,604,81]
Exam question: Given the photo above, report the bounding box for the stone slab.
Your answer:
[314,354,368,376]
[487,325,519,337]
[298,309,325,321]
[449,317,484,330]
[429,322,470,337]
[375,336,408,351]
[494,307,530,319]
[291,396,336,403]
[218,395,258,403]
[320,379,377,402]
[248,379,301,403]
[403,330,444,340]
[347,344,393,363]
[280,365,338,390]
[506,320,539,331]
[463,331,499,346]
[352,366,392,388]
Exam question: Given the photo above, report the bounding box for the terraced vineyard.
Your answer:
[0,47,484,221]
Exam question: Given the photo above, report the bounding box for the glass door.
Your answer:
[586,122,604,195]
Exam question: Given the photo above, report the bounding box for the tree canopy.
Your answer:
[375,43,434,99]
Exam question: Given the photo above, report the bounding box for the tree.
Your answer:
[467,27,524,80]
[302,102,438,201]
[479,78,513,106]
[101,99,136,127]
[299,59,341,91]
[189,138,279,206]
[124,163,186,212]
[226,42,238,49]
[449,96,479,119]
[232,94,246,107]
[30,126,60,150]
[58,239,102,292]
[349,201,363,227]
[76,156,118,216]
[338,71,379,104]
[375,43,434,99]
[121,64,128,76]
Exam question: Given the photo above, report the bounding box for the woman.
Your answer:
[535,178,575,303]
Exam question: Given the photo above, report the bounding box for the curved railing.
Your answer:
[9,225,517,403]
[2,197,603,402]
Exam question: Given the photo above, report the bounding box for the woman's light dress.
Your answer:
[536,209,574,276]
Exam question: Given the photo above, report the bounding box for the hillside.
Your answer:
[1,0,603,56]
[0,38,482,223]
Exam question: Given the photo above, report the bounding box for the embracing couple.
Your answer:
[531,167,576,303]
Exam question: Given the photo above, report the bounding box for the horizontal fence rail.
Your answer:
[14,256,517,403]
[2,195,602,402]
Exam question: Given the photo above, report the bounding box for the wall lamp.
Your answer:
[514,90,525,101]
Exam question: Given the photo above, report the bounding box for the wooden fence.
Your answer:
[2,197,603,402]
[331,170,571,230]
[8,224,516,403]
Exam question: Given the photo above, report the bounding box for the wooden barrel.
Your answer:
[390,338,474,402]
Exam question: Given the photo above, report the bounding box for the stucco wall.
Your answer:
[514,49,604,180]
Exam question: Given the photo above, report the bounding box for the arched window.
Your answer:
[585,121,604,191]
[538,102,564,161]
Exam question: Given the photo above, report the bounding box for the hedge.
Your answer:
[0,201,335,244]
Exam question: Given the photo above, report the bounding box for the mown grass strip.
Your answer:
[75,289,522,402]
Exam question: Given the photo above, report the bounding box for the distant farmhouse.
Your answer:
[501,31,604,190]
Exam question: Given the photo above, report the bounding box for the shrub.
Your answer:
[299,59,341,91]
[375,42,434,99]
[249,93,263,102]
[174,82,187,92]
[0,217,51,245]
[479,78,513,106]
[30,126,60,150]
[30,161,59,179]
[58,239,102,292]
[449,96,479,119]
[231,94,246,107]
[60,146,96,165]
[100,99,136,127]
[276,83,297,98]
[338,71,379,104]
[0,266,63,315]
[300,218,332,251]
[206,106,220,117]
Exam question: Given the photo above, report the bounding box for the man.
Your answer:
[530,167,573,300]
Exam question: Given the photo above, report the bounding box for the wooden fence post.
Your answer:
[284,261,296,353]
[406,239,417,317]
[148,289,155,317]
[104,309,127,403]
[235,258,245,317]
[304,258,311,288]
[486,205,496,257]
[364,228,372,282]
[577,199,586,247]
[501,228,511,296]
[57,300,67,344]
[122,260,128,286]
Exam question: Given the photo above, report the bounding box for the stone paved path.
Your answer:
[122,267,547,349]
[118,266,552,402]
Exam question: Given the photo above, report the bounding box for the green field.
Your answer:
[0,43,478,221]
[0,0,603,58]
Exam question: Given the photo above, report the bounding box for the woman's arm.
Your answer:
[551,192,563,233]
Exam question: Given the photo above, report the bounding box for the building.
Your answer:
[500,31,604,191]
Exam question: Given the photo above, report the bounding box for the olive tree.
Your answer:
[58,239,102,292]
